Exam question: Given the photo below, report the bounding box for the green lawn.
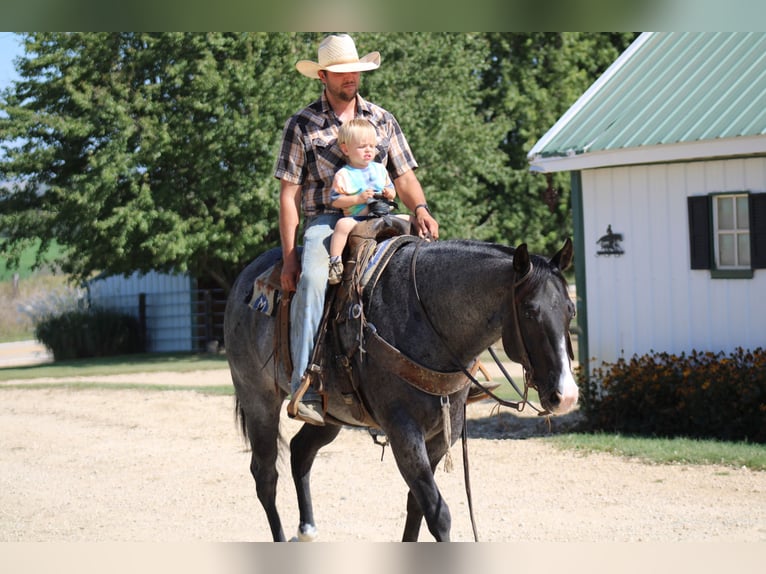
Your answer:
[0,239,64,281]
[0,351,228,380]
[548,432,766,471]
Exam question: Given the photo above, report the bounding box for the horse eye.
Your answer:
[523,303,539,319]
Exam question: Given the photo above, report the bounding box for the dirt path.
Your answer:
[1,370,764,543]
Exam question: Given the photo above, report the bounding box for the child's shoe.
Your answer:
[328,259,344,285]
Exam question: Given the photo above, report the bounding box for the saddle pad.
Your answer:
[248,263,281,316]
[358,236,415,290]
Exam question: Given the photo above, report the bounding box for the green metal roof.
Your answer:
[528,32,766,171]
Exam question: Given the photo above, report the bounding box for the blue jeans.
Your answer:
[290,214,341,399]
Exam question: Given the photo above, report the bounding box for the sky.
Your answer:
[0,32,22,90]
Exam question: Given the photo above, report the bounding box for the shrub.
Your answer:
[34,307,144,360]
[577,347,766,443]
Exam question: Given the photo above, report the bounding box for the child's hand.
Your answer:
[360,189,375,203]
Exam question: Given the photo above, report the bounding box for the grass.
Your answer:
[0,240,68,342]
[0,273,71,342]
[0,239,65,282]
[3,351,764,471]
[0,381,232,395]
[547,432,766,471]
[0,351,229,381]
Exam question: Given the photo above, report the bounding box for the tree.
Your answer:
[359,32,510,239]
[478,32,637,254]
[0,32,318,292]
[1,33,636,292]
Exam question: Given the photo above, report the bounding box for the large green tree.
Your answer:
[359,32,510,239]
[1,32,636,292]
[0,32,317,291]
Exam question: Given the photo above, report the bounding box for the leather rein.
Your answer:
[409,239,549,417]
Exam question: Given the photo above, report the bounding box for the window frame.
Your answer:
[711,192,751,276]
[688,191,766,279]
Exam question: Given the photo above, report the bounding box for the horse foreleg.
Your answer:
[389,429,451,542]
[402,491,425,541]
[289,424,342,541]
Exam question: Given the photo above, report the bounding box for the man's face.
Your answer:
[320,70,360,102]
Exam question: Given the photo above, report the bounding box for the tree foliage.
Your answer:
[478,32,637,253]
[0,32,637,293]
[1,32,316,291]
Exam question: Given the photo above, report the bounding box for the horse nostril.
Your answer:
[549,391,561,407]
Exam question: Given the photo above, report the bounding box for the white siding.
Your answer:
[582,156,766,366]
[88,271,194,353]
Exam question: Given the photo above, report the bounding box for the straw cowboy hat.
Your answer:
[296,34,381,79]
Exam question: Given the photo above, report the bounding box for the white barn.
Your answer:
[528,32,766,372]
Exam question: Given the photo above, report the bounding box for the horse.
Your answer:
[224,235,578,542]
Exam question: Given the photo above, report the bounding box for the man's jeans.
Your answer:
[290,214,340,399]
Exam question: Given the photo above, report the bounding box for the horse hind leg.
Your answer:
[239,396,287,542]
[289,424,342,541]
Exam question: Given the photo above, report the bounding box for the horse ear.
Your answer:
[551,237,574,271]
[513,243,530,275]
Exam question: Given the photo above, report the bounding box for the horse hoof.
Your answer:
[293,524,318,542]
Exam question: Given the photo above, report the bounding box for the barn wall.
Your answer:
[581,156,766,366]
[87,271,195,353]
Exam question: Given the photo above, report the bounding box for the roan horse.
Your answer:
[224,233,578,542]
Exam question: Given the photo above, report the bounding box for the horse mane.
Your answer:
[445,239,564,287]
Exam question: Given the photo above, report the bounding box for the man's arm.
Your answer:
[393,170,439,240]
[279,180,302,293]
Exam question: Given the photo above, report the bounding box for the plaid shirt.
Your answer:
[274,92,418,217]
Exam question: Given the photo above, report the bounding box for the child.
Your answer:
[328,118,409,284]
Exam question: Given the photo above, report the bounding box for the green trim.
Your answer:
[710,269,754,279]
[570,171,589,376]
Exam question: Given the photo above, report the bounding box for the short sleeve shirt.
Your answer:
[331,162,394,216]
[273,92,418,217]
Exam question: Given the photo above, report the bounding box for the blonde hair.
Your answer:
[337,118,377,147]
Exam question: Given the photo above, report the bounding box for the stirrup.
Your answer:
[287,367,319,418]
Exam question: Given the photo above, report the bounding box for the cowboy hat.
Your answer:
[296,34,381,79]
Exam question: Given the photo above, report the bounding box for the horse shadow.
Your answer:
[465,401,585,440]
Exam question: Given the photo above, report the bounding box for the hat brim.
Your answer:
[296,52,381,79]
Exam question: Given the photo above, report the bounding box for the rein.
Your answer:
[409,240,549,416]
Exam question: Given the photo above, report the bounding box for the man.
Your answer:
[274,33,439,426]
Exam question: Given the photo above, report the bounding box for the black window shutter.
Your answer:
[688,196,711,269]
[750,193,766,269]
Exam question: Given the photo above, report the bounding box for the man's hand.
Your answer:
[280,251,300,293]
[416,208,439,241]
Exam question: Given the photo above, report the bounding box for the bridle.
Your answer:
[410,239,548,416]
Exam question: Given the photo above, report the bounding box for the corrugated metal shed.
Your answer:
[88,271,195,353]
[529,32,766,172]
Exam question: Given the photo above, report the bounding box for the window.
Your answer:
[688,192,766,278]
[713,194,750,269]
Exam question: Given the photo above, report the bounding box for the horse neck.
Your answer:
[369,240,513,371]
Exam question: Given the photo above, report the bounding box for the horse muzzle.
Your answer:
[538,370,579,415]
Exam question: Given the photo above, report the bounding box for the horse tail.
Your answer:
[234,393,290,472]
[234,394,249,443]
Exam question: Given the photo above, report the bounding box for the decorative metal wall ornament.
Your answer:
[596,225,624,256]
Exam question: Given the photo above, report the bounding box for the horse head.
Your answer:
[502,238,578,415]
